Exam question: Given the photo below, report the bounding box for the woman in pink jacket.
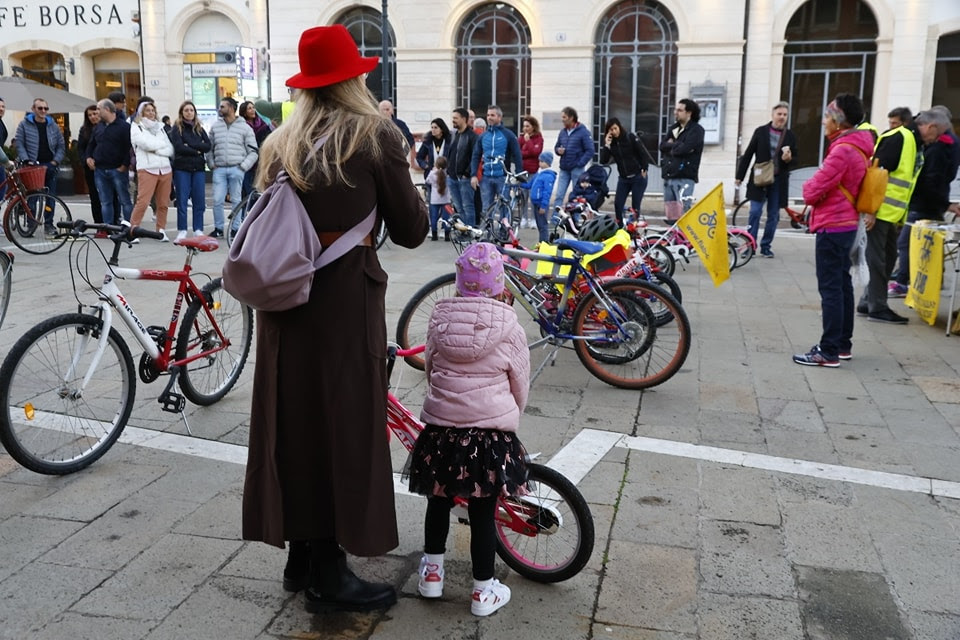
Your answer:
[794,93,875,368]
[407,242,530,617]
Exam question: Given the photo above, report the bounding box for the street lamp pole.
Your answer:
[380,0,389,101]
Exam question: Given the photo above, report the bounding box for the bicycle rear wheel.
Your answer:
[176,278,254,405]
[5,193,72,255]
[730,198,751,227]
[374,218,389,249]
[395,272,457,370]
[226,191,260,247]
[572,279,691,389]
[0,251,12,329]
[495,463,594,583]
[0,313,135,475]
[728,230,755,268]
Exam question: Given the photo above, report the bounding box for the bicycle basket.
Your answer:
[15,165,47,191]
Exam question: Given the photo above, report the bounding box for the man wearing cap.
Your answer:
[889,108,957,297]
[14,98,66,234]
[206,97,258,238]
[444,107,479,225]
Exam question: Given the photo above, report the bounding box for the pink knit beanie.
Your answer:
[455,242,505,298]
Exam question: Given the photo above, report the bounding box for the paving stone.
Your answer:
[827,423,917,473]
[700,520,794,598]
[797,565,911,640]
[591,623,694,639]
[781,501,883,573]
[811,392,886,427]
[0,515,86,583]
[71,533,242,620]
[904,610,960,640]
[0,562,112,639]
[763,428,839,464]
[697,409,766,445]
[698,592,804,640]
[595,541,696,634]
[613,481,698,549]
[32,612,154,640]
[0,480,56,520]
[869,534,960,614]
[145,576,287,640]
[757,398,826,432]
[172,484,243,540]
[699,466,781,525]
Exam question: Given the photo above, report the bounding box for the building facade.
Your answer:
[1,0,958,200]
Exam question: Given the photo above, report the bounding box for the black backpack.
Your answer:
[583,164,611,209]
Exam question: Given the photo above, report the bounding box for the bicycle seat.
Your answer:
[555,238,604,255]
[174,236,220,252]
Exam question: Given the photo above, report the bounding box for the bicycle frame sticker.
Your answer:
[99,278,160,360]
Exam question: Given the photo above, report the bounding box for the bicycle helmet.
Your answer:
[578,214,620,242]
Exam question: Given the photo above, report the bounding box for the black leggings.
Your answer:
[424,495,497,581]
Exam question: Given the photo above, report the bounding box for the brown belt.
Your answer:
[317,231,373,249]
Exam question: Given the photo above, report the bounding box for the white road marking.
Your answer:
[115,425,960,500]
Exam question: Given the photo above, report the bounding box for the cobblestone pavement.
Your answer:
[0,197,959,639]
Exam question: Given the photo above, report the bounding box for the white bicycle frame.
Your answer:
[62,268,160,398]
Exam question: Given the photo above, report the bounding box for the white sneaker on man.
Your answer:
[158,229,169,242]
[193,229,205,237]
[175,230,188,243]
[470,579,510,616]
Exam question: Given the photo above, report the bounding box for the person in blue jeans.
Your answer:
[550,106,595,211]
[735,102,798,258]
[85,99,133,226]
[206,98,258,238]
[470,105,522,223]
[444,108,479,225]
[14,98,66,233]
[169,101,211,241]
[528,151,557,242]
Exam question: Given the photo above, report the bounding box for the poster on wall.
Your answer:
[700,98,722,145]
[191,77,216,110]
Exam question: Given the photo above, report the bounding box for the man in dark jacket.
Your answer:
[14,98,66,234]
[551,106,595,210]
[660,98,705,222]
[890,108,956,296]
[470,105,522,223]
[85,99,133,225]
[0,97,7,200]
[445,107,479,225]
[735,102,798,257]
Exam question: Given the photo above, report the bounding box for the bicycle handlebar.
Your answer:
[58,219,166,242]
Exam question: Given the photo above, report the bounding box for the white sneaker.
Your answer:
[130,238,140,245]
[470,579,510,616]
[158,229,169,242]
[417,556,444,598]
[175,230,188,243]
[193,229,205,237]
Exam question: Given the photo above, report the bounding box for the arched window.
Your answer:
[455,3,531,131]
[781,0,878,167]
[338,7,396,104]
[593,1,678,163]
[934,31,960,133]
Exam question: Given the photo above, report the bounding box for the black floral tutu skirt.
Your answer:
[405,424,529,499]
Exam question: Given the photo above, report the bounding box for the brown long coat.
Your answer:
[242,124,428,555]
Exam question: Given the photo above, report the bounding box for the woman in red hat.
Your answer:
[241,24,428,614]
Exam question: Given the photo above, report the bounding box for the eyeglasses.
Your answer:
[35,106,49,111]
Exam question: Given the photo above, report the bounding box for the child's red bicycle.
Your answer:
[387,343,594,583]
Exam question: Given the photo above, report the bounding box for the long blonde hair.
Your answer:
[256,76,398,191]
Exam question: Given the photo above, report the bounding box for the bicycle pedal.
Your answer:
[158,391,186,413]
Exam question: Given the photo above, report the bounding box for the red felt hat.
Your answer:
[286,25,379,90]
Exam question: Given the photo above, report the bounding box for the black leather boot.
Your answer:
[282,540,311,592]
[303,541,397,613]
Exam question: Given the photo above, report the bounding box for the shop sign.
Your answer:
[192,63,236,77]
[0,2,129,29]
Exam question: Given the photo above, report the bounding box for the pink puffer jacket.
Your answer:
[802,128,875,233]
[420,297,530,432]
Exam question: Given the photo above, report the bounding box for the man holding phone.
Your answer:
[734,102,798,258]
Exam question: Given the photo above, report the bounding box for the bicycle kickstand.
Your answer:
[158,365,192,435]
[529,340,563,384]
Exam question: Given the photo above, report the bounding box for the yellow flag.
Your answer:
[904,222,944,325]
[677,183,730,286]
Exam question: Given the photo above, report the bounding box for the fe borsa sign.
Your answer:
[0,1,137,39]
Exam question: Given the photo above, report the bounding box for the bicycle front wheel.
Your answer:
[495,462,595,583]
[0,313,135,475]
[5,193,72,255]
[728,230,755,268]
[395,272,457,370]
[176,278,254,405]
[573,279,691,389]
[0,251,12,329]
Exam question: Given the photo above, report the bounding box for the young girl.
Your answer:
[407,242,531,616]
[426,156,452,241]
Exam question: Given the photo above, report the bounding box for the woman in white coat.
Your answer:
[130,101,175,240]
